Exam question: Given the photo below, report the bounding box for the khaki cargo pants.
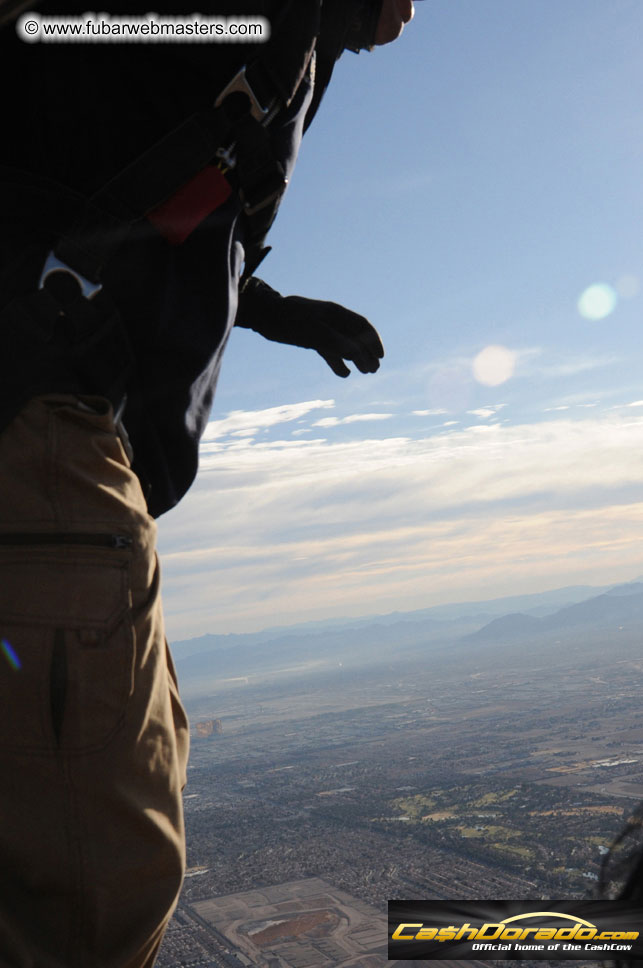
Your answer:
[0,396,189,968]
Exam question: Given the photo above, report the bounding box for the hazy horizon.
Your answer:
[168,572,636,645]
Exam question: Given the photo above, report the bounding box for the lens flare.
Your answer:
[577,283,618,321]
[1,639,21,671]
[472,345,517,387]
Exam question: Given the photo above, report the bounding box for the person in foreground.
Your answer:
[0,1,416,965]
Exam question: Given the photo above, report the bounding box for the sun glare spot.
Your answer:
[472,345,517,387]
[577,283,618,321]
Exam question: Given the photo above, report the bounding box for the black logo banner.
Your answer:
[388,900,643,960]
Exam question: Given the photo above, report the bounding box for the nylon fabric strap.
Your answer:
[53,0,322,286]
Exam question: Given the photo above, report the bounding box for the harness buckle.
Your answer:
[215,145,237,171]
[215,66,273,124]
[39,252,103,301]
[240,166,288,217]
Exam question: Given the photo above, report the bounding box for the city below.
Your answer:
[157,580,643,968]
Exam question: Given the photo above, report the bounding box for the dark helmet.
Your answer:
[344,0,424,54]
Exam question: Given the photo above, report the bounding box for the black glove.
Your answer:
[235,277,384,378]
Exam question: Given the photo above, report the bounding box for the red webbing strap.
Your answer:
[146,165,232,245]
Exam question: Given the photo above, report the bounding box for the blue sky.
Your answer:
[157,0,643,639]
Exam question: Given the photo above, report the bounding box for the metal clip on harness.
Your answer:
[38,252,102,301]
[214,65,287,216]
[214,66,275,124]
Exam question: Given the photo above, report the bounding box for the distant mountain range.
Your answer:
[171,579,643,698]
[467,582,643,642]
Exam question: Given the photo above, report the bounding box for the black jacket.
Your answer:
[0,0,376,516]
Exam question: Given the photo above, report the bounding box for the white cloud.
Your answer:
[313,413,393,428]
[202,399,334,441]
[468,408,496,419]
[504,349,618,383]
[157,409,643,638]
[467,404,507,419]
[536,355,619,379]
[540,391,604,409]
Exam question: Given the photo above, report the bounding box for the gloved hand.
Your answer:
[235,277,384,378]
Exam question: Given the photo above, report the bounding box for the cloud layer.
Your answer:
[157,400,643,638]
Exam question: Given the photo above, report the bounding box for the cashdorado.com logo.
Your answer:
[388,901,643,960]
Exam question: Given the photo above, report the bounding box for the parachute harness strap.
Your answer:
[37,0,322,297]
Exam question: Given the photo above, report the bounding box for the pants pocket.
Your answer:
[0,541,136,754]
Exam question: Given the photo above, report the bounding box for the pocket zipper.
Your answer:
[0,533,133,550]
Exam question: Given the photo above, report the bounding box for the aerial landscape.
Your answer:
[148,10,643,960]
[1,1,641,967]
[156,579,643,968]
